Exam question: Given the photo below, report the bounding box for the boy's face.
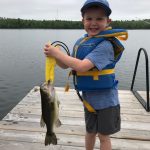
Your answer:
[82,7,111,37]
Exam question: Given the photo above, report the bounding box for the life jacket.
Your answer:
[72,27,128,91]
[65,27,128,113]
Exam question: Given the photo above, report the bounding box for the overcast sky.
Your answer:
[0,0,150,21]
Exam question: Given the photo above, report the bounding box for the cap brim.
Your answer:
[81,2,111,16]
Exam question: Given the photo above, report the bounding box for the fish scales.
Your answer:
[40,80,61,146]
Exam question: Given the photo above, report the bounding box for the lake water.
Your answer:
[0,29,150,120]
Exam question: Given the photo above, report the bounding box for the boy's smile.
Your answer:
[82,7,111,37]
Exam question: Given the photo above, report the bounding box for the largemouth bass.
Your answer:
[40,80,61,146]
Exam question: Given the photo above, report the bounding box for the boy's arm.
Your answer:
[56,59,68,69]
[44,44,94,72]
[55,53,94,72]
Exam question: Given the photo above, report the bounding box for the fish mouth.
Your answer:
[40,81,55,100]
[40,83,48,92]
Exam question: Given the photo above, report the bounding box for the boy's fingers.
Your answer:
[44,51,48,56]
[44,49,47,53]
[45,42,51,47]
[45,44,50,47]
[44,46,49,51]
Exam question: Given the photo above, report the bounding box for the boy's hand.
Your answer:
[44,43,60,57]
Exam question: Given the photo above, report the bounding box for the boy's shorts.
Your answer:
[84,105,121,135]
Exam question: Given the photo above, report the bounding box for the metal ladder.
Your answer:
[131,48,150,112]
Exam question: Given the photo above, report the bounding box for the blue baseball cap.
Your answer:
[81,0,112,16]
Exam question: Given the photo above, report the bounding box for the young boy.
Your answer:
[44,0,127,149]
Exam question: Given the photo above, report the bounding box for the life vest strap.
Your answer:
[65,68,115,91]
[45,42,56,83]
[65,70,72,92]
[95,32,128,41]
[83,100,96,113]
[77,69,115,80]
[64,73,96,113]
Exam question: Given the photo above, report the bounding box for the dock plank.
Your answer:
[0,87,150,150]
[9,105,150,116]
[2,112,150,130]
[0,129,150,150]
[0,120,150,141]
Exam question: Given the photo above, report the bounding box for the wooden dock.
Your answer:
[0,87,150,150]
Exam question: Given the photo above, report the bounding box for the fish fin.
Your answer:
[40,116,45,127]
[55,119,62,128]
[45,132,57,146]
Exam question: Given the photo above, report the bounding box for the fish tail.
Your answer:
[45,132,57,146]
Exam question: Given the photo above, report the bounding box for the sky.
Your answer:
[0,0,150,21]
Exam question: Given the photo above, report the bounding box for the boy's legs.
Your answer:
[97,105,120,150]
[85,132,97,150]
[85,132,111,150]
[84,105,120,150]
[84,108,97,150]
[98,133,111,150]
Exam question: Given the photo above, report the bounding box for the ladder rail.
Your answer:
[130,48,149,112]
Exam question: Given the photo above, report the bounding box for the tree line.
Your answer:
[0,17,150,29]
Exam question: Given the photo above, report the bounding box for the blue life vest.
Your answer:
[72,28,128,91]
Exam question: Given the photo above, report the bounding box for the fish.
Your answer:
[40,80,61,146]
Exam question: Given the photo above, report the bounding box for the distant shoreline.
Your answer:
[0,17,150,29]
[0,28,150,30]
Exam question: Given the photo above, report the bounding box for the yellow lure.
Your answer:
[45,42,56,83]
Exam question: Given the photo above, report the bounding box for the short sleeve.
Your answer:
[85,40,114,70]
